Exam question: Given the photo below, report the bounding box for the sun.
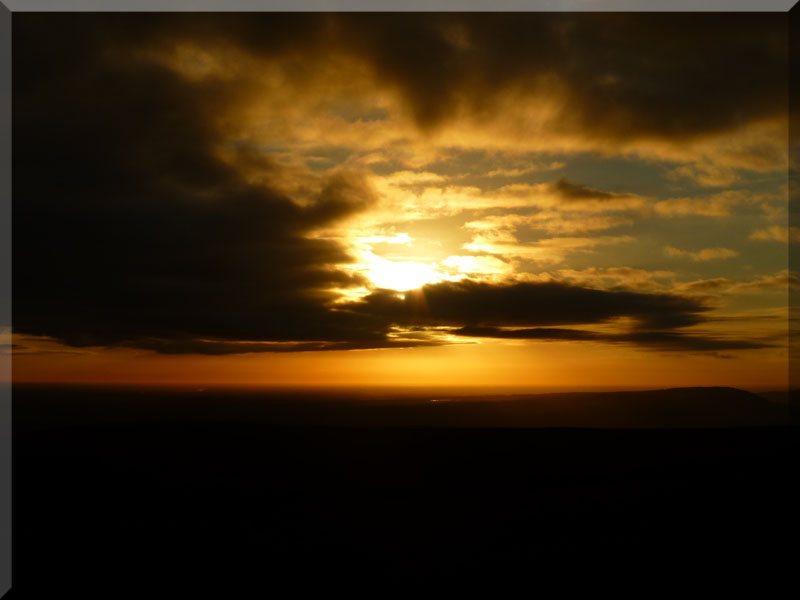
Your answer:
[365,258,444,292]
[344,234,453,292]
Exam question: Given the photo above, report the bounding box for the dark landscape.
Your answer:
[11,384,797,595]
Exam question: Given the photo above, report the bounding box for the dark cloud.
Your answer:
[550,178,632,203]
[333,13,785,141]
[12,14,778,356]
[455,326,599,341]
[12,15,386,351]
[123,337,442,355]
[616,331,771,352]
[344,281,769,352]
[452,326,771,352]
[21,13,783,143]
[349,280,708,330]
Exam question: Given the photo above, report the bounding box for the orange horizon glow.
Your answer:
[9,334,788,393]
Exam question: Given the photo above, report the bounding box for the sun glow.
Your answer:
[364,256,445,291]
[343,229,512,292]
[342,233,453,292]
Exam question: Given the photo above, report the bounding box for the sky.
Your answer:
[7,13,793,390]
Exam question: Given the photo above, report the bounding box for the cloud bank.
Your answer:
[12,13,786,355]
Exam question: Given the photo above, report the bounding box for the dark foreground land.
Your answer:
[10,385,798,595]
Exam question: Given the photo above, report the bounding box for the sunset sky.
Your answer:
[8,13,793,390]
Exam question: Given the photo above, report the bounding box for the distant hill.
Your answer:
[13,384,791,430]
[495,386,790,428]
[341,386,789,428]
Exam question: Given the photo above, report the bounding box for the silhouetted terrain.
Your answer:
[12,384,792,430]
[11,385,797,596]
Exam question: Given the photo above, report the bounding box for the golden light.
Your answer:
[365,257,444,291]
[343,233,452,292]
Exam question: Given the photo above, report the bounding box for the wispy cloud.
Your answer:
[464,235,635,264]
[675,270,798,294]
[653,190,774,217]
[749,225,800,244]
[665,162,741,188]
[664,246,739,262]
[485,161,565,178]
